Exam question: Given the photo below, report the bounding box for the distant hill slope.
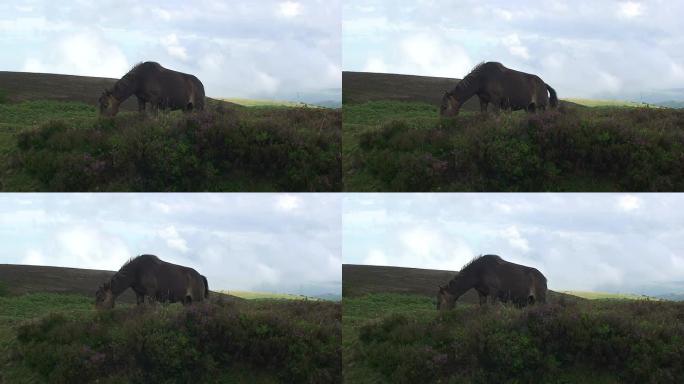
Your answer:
[560,290,661,300]
[0,264,243,304]
[0,71,239,110]
[342,264,579,304]
[342,71,582,110]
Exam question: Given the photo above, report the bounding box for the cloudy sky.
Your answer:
[343,194,684,296]
[0,193,341,296]
[343,0,684,102]
[0,0,340,103]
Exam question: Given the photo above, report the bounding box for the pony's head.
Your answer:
[439,91,460,117]
[95,281,115,309]
[437,285,456,310]
[98,89,120,117]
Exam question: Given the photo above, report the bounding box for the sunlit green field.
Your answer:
[221,290,322,301]
[561,291,659,300]
[564,98,655,108]
[219,97,308,108]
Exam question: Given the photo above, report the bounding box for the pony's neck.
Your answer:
[111,75,137,102]
[109,269,133,297]
[452,75,479,103]
[446,275,472,299]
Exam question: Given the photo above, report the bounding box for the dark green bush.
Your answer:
[356,301,684,383]
[15,107,341,191]
[15,300,341,384]
[356,108,684,191]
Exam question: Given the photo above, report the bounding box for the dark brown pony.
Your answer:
[437,254,547,310]
[99,61,205,117]
[95,254,207,309]
[440,62,558,116]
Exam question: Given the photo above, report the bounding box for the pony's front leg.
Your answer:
[479,98,489,113]
[137,97,146,113]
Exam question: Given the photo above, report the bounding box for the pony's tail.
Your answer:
[546,84,558,108]
[201,275,209,299]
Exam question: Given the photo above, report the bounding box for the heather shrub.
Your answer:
[352,106,684,191]
[14,300,341,383]
[15,107,341,191]
[355,299,684,383]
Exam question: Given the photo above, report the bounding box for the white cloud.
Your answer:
[619,1,643,18]
[157,225,190,253]
[502,34,530,60]
[22,32,129,78]
[160,33,188,61]
[500,226,530,253]
[255,71,281,94]
[618,195,641,211]
[493,8,513,21]
[364,249,388,265]
[363,57,389,73]
[397,34,473,77]
[20,226,131,271]
[275,194,301,211]
[256,263,281,284]
[279,1,302,17]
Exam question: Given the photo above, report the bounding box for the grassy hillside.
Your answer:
[343,100,684,191]
[0,72,341,192]
[342,264,684,383]
[0,265,340,383]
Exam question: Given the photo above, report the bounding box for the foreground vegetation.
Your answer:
[343,101,684,191]
[1,292,341,383]
[1,99,341,191]
[343,293,684,384]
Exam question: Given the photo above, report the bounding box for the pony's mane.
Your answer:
[454,62,503,92]
[459,254,502,272]
[128,61,161,74]
[119,254,160,270]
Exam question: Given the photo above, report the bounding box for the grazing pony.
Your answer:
[98,61,205,117]
[437,254,547,310]
[95,254,207,309]
[440,62,558,116]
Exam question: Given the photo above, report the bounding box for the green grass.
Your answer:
[343,100,684,191]
[1,292,340,383]
[343,293,684,384]
[0,99,341,191]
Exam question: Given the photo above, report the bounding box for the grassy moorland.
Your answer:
[343,100,684,191]
[0,289,341,384]
[343,293,684,384]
